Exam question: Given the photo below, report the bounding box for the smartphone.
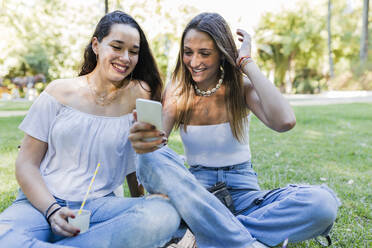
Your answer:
[136,98,163,131]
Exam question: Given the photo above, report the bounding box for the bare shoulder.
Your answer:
[163,82,178,103]
[132,80,152,100]
[44,77,84,104]
[162,82,178,116]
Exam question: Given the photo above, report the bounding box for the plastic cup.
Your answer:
[68,209,91,233]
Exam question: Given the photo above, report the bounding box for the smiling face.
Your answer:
[93,24,140,83]
[183,29,221,88]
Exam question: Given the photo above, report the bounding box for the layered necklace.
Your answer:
[194,67,224,97]
[86,75,123,106]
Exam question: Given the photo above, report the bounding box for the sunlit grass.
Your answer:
[0,101,32,111]
[0,103,371,247]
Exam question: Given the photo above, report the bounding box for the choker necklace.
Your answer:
[194,68,224,97]
[87,75,122,106]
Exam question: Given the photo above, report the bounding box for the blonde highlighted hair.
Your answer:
[172,12,248,142]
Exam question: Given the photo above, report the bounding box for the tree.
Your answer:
[360,0,369,62]
[327,0,335,78]
[255,3,326,93]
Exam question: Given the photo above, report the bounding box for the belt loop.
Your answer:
[217,168,223,182]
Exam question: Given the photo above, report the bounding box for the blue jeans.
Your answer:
[0,190,180,247]
[137,146,341,247]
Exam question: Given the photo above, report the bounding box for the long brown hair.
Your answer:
[172,12,248,142]
[79,10,162,100]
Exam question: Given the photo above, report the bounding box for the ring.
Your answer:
[52,223,59,231]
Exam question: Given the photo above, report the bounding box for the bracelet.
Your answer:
[44,202,58,217]
[240,57,253,69]
[46,206,62,225]
[238,56,251,68]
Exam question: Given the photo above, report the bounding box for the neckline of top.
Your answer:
[42,91,132,119]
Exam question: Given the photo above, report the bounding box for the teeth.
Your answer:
[113,64,126,71]
[193,68,205,73]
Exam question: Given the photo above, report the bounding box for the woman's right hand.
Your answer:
[129,111,167,154]
[48,207,81,237]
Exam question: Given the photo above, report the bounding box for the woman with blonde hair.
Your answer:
[130,12,340,248]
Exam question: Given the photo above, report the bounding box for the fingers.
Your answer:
[50,207,80,237]
[129,121,167,154]
[129,122,165,142]
[132,110,137,122]
[130,121,156,133]
[236,28,249,37]
[236,29,251,43]
[130,134,167,154]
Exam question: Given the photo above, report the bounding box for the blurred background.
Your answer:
[0,2,371,247]
[0,0,370,100]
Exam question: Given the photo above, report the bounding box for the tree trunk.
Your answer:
[327,0,334,78]
[360,0,369,62]
[105,0,109,14]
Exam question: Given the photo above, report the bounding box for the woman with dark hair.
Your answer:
[0,11,179,247]
[130,12,341,248]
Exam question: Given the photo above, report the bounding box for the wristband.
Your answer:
[44,202,58,217]
[46,206,62,225]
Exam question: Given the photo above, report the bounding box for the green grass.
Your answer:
[0,101,32,111]
[0,103,371,247]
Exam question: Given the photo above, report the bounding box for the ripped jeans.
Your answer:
[0,190,180,248]
[137,146,341,247]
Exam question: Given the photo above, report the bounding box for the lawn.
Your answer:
[0,103,371,247]
[0,100,32,111]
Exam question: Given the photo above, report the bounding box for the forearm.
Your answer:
[242,61,296,131]
[16,163,57,215]
[126,172,144,197]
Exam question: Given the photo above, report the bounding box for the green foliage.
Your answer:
[34,82,48,95]
[24,44,50,77]
[255,0,371,92]
[255,2,326,92]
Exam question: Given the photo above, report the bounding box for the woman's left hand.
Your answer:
[236,29,252,65]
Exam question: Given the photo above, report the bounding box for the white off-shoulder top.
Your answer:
[19,92,136,201]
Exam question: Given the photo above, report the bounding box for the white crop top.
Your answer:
[180,116,251,167]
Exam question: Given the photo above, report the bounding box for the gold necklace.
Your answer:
[86,75,121,106]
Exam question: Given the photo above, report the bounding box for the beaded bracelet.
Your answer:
[44,202,59,218]
[46,206,62,225]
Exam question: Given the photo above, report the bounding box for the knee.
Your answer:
[139,196,181,235]
[306,188,339,227]
[137,148,187,194]
[137,154,168,194]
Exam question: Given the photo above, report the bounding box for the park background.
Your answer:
[0,0,371,247]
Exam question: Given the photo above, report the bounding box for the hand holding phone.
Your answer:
[136,98,163,142]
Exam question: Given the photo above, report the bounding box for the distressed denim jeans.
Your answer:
[137,146,341,247]
[0,190,180,248]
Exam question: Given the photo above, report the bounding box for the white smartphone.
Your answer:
[136,98,163,131]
